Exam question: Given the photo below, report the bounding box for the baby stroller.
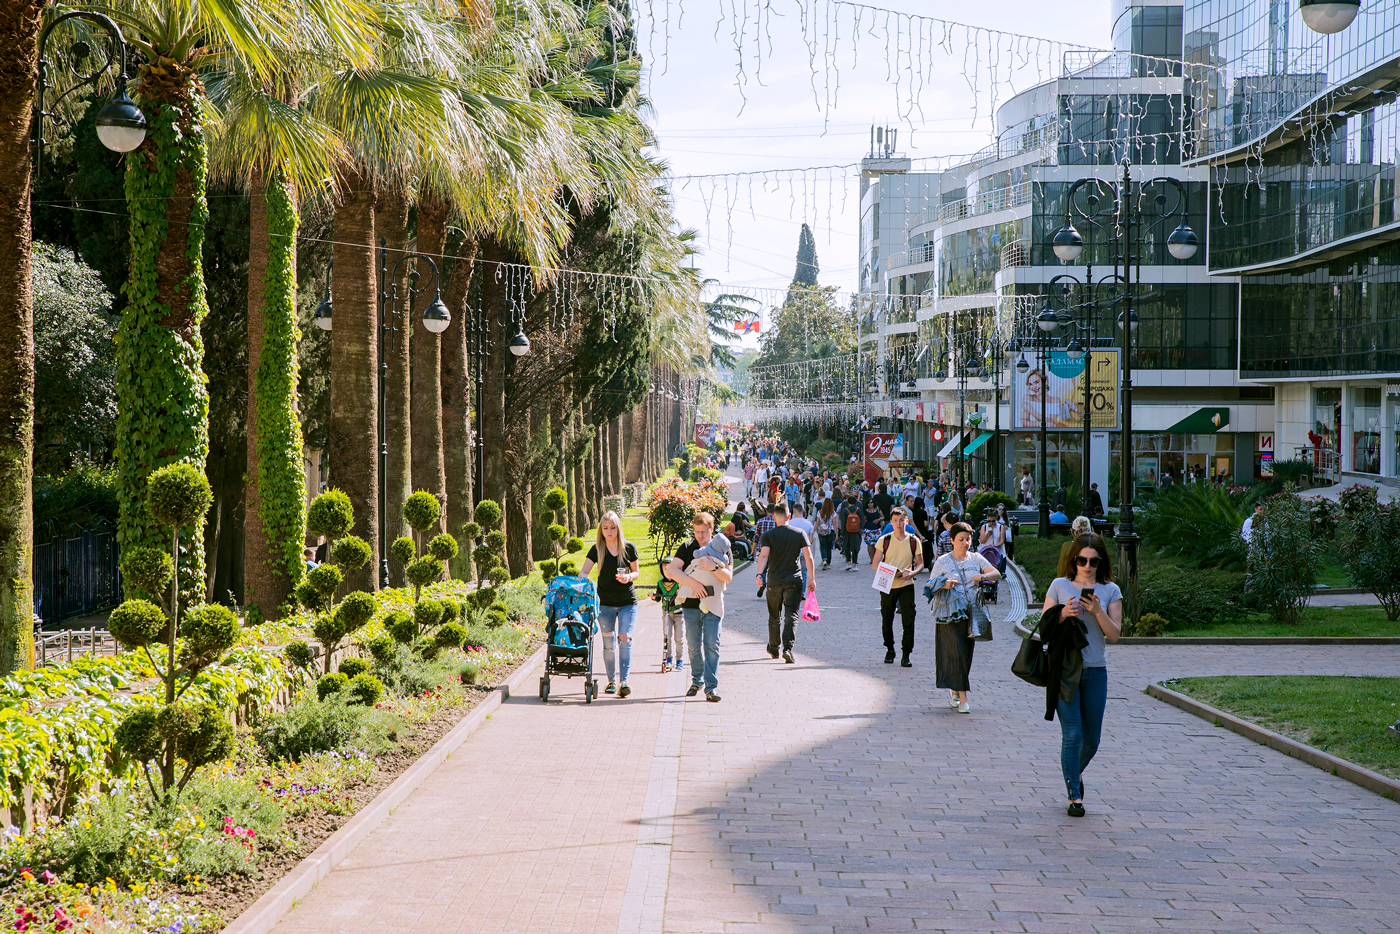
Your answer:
[541,573,600,703]
[977,546,1001,605]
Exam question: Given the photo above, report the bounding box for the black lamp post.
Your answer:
[1050,162,1197,623]
[33,11,148,178]
[313,241,450,589]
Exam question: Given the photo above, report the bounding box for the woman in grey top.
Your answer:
[1040,533,1122,817]
[930,522,1000,713]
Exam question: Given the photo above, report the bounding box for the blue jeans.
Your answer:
[597,604,637,683]
[681,608,722,692]
[1057,666,1108,800]
[818,532,835,565]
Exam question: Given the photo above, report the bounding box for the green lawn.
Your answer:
[1169,676,1400,780]
[1164,605,1400,638]
[1315,553,1354,589]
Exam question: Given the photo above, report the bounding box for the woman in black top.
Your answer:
[580,511,640,697]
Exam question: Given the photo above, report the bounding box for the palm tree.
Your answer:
[0,1,43,672]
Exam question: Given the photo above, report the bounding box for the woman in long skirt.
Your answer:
[931,522,999,713]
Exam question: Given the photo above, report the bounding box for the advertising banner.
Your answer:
[694,422,716,445]
[863,432,903,485]
[1012,349,1120,431]
[915,402,925,422]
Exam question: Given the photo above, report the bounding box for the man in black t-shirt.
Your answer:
[754,501,816,664]
[872,481,895,520]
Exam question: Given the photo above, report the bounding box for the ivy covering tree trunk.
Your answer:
[244,173,306,619]
[411,191,448,533]
[116,62,211,605]
[328,170,379,591]
[0,0,42,673]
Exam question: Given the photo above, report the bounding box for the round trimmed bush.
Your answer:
[365,634,395,663]
[428,533,459,562]
[459,662,481,686]
[1136,612,1169,637]
[175,703,235,768]
[285,640,314,671]
[145,463,212,529]
[339,657,369,678]
[488,600,509,616]
[119,547,173,597]
[295,578,323,613]
[346,672,384,706]
[306,563,344,597]
[471,587,497,610]
[565,537,584,554]
[385,610,416,645]
[311,613,346,650]
[317,672,347,700]
[403,491,441,532]
[108,599,167,650]
[462,521,482,542]
[487,566,509,588]
[484,530,506,553]
[440,601,460,624]
[542,487,567,513]
[471,544,497,569]
[559,557,580,576]
[337,591,377,632]
[414,599,444,632]
[114,706,163,763]
[390,536,416,566]
[330,535,371,570]
[435,622,467,649]
[156,703,200,740]
[414,637,440,661]
[538,558,558,582]
[406,556,444,589]
[485,609,507,628]
[547,524,568,543]
[473,500,501,530]
[306,489,354,540]
[180,603,240,657]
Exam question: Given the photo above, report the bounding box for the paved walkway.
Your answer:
[271,475,1400,934]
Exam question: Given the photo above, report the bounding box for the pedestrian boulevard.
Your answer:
[270,513,1400,934]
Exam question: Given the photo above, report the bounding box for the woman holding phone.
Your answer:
[581,511,641,697]
[1040,533,1122,817]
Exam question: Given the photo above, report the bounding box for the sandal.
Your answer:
[604,682,617,695]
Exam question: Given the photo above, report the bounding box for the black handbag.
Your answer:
[1011,623,1049,686]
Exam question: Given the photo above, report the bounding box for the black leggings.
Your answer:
[880,586,916,654]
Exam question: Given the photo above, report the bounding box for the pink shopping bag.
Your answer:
[801,590,821,622]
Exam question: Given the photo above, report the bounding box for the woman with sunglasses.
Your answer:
[1040,533,1122,817]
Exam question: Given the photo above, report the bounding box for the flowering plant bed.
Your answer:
[1,578,547,933]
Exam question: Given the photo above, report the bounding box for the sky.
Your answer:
[636,0,1114,349]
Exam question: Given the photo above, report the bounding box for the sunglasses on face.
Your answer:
[1075,555,1100,568]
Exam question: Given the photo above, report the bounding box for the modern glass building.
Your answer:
[1186,0,1400,483]
[859,0,1272,497]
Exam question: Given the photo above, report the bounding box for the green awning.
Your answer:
[957,431,994,457]
[1165,407,1230,433]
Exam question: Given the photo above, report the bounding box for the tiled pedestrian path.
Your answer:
[270,479,1400,934]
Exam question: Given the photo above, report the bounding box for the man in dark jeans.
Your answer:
[754,501,816,664]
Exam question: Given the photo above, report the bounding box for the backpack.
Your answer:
[845,510,862,533]
[544,574,598,628]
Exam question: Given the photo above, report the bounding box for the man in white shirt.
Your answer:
[1241,502,1264,543]
[754,462,770,502]
[788,503,816,591]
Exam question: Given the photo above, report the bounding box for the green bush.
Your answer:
[306,563,344,597]
[1337,503,1400,621]
[285,640,314,671]
[338,657,369,678]
[329,534,371,569]
[1338,483,1379,518]
[440,600,460,623]
[485,530,507,552]
[118,546,173,598]
[390,535,416,565]
[487,565,509,587]
[406,555,444,590]
[559,556,580,576]
[257,696,363,762]
[144,463,212,530]
[428,533,459,562]
[1138,563,1247,629]
[435,621,467,649]
[414,637,440,661]
[539,558,558,582]
[316,672,347,700]
[1136,612,1168,637]
[459,661,481,685]
[967,491,1017,524]
[547,523,568,543]
[676,460,690,481]
[462,520,482,542]
[306,488,354,540]
[365,633,396,663]
[1138,482,1249,570]
[346,672,385,706]
[385,610,417,644]
[473,499,502,530]
[1248,491,1320,624]
[108,598,167,650]
[414,599,444,632]
[403,490,441,533]
[566,537,584,554]
[485,609,507,628]
[179,603,240,664]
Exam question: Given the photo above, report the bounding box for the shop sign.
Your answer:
[1257,432,1273,453]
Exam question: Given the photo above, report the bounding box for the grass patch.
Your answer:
[1169,675,1400,780]
[1315,553,1353,589]
[1162,605,1400,638]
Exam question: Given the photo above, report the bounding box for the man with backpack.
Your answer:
[871,507,924,667]
[838,495,864,571]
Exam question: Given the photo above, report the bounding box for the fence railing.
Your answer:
[32,523,123,627]
[35,627,120,667]
[1001,239,1030,268]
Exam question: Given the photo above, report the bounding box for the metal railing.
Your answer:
[1000,239,1030,268]
[1294,445,1342,486]
[35,627,120,667]
[32,522,123,626]
[886,243,936,271]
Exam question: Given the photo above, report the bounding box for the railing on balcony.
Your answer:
[886,243,936,272]
[1000,239,1030,269]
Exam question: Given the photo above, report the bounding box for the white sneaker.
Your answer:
[958,701,971,714]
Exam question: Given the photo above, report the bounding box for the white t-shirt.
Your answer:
[755,467,769,485]
[787,516,815,547]
[1241,515,1255,543]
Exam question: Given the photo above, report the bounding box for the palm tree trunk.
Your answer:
[610,416,624,495]
[244,173,306,618]
[505,403,533,577]
[411,191,448,534]
[328,169,378,591]
[378,189,411,583]
[441,234,477,579]
[117,63,212,607]
[478,239,507,510]
[0,0,42,673]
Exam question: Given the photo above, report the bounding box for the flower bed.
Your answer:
[0,576,547,932]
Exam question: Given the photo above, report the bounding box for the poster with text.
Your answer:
[1012,349,1120,431]
[863,432,903,485]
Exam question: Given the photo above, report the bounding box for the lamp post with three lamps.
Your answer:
[1049,161,1198,621]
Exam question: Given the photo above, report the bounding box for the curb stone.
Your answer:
[1122,636,1400,645]
[1146,682,1400,803]
[220,643,549,934]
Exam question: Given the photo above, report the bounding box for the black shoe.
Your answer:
[685,684,700,697]
[767,645,780,659]
[705,692,722,702]
[901,654,912,668]
[884,648,896,664]
[1067,802,1085,818]
[782,650,794,664]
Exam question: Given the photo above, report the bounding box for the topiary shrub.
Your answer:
[559,556,580,576]
[473,499,502,530]
[365,634,396,663]
[485,609,507,628]
[428,533,459,562]
[145,463,213,530]
[403,491,441,534]
[119,546,174,599]
[179,603,241,668]
[486,565,509,587]
[406,555,444,599]
[1136,613,1168,637]
[414,599,444,634]
[459,661,481,685]
[385,610,416,645]
[285,640,314,672]
[967,491,1018,525]
[317,672,347,700]
[440,600,459,624]
[543,487,567,514]
[306,489,355,541]
[539,558,558,582]
[339,657,369,678]
[565,537,584,554]
[484,530,506,553]
[108,598,167,650]
[346,672,384,706]
[435,621,466,649]
[547,524,568,544]
[303,564,343,612]
[1337,501,1400,621]
[329,535,371,570]
[462,521,481,543]
[390,536,416,566]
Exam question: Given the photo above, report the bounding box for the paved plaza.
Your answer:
[270,488,1400,934]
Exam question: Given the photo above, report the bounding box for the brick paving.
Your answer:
[270,483,1400,934]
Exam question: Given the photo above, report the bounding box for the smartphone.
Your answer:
[1080,587,1094,601]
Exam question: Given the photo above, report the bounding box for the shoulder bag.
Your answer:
[1011,618,1049,686]
[953,559,993,641]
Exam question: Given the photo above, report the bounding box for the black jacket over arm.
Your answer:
[1038,603,1089,722]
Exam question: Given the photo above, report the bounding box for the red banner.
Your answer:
[863,432,898,485]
